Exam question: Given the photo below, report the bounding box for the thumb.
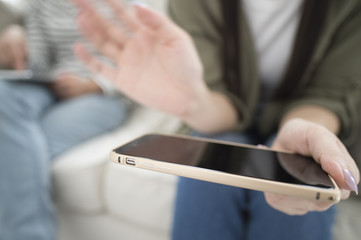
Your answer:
[276,119,360,195]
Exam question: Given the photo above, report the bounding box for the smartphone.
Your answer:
[0,70,49,82]
[110,133,341,202]
[0,70,33,80]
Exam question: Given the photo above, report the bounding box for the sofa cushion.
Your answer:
[333,197,361,240]
[103,163,177,234]
[52,106,181,213]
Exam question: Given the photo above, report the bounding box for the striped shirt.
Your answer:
[25,0,118,94]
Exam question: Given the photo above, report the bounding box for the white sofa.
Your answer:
[53,105,361,240]
[1,0,360,239]
[53,106,181,240]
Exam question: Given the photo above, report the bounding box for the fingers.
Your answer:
[74,0,183,55]
[274,119,360,195]
[76,10,134,64]
[341,189,351,200]
[303,126,359,193]
[104,0,140,31]
[73,43,117,82]
[134,3,188,42]
[264,192,332,216]
[77,11,124,61]
[73,0,139,31]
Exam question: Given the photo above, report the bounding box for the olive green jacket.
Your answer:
[169,0,361,145]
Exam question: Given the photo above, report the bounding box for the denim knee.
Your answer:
[0,81,20,116]
[0,81,53,121]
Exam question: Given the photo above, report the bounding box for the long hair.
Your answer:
[220,0,329,100]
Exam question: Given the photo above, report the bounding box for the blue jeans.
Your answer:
[0,81,129,240]
[172,131,336,240]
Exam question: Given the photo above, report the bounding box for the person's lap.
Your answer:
[0,81,57,240]
[0,81,129,240]
[42,93,128,159]
[172,131,335,240]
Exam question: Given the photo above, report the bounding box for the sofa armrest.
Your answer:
[52,106,181,213]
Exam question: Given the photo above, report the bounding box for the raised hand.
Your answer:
[72,0,206,118]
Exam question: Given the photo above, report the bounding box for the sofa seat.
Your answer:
[53,106,180,240]
[52,106,361,240]
[333,196,361,240]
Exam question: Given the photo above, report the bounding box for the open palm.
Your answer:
[73,0,206,117]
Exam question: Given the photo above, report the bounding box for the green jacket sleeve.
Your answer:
[168,0,255,131]
[168,0,223,91]
[273,1,361,145]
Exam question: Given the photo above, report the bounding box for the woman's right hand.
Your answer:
[73,0,206,119]
[0,24,27,70]
[266,118,360,215]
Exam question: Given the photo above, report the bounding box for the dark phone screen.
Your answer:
[114,134,334,189]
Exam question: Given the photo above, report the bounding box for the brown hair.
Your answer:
[220,0,329,100]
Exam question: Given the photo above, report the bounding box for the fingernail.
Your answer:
[343,169,359,195]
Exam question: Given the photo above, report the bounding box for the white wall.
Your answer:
[0,0,25,12]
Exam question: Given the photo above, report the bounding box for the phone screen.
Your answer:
[114,134,335,189]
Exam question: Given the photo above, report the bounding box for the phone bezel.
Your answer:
[110,133,341,203]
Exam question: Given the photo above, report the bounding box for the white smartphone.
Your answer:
[110,133,341,203]
[0,70,49,82]
[0,70,33,80]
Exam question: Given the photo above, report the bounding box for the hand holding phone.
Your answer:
[266,118,359,215]
[111,133,341,204]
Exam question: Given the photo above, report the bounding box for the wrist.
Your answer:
[182,90,238,134]
[281,105,341,134]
